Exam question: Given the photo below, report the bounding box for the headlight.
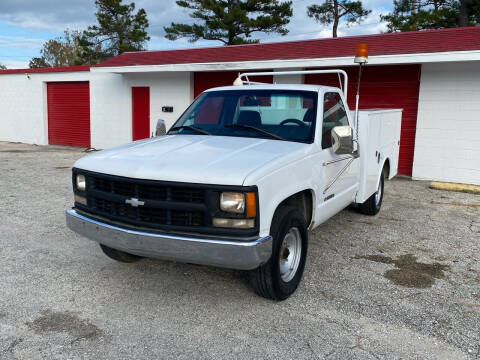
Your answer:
[76,174,86,191]
[220,192,245,214]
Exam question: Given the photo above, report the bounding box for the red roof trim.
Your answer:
[95,26,480,68]
[0,65,90,75]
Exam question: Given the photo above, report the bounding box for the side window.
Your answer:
[322,92,349,149]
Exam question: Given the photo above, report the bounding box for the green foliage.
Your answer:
[164,0,293,45]
[381,0,459,31]
[307,0,371,37]
[29,30,84,68]
[0,64,6,70]
[78,0,150,64]
[381,0,480,31]
[459,0,480,26]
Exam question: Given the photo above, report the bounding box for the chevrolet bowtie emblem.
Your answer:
[125,197,145,207]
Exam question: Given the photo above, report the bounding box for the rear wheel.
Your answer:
[359,170,384,216]
[248,206,308,300]
[99,244,142,263]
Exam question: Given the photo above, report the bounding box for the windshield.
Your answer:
[168,90,318,143]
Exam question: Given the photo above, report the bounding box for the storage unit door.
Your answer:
[47,81,90,148]
[305,65,421,176]
[132,87,150,141]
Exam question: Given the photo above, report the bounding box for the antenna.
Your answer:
[354,44,368,142]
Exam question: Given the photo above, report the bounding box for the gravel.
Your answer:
[0,141,479,359]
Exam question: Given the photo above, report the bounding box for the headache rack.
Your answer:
[234,70,349,101]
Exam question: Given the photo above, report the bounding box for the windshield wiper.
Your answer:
[224,124,286,141]
[169,125,211,135]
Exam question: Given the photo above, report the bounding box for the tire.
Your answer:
[359,170,384,216]
[248,206,308,300]
[99,244,142,263]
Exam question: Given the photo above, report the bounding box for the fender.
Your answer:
[244,154,320,237]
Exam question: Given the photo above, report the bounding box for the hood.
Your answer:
[74,135,308,185]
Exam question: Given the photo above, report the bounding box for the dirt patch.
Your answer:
[379,216,406,222]
[353,254,450,288]
[26,309,104,342]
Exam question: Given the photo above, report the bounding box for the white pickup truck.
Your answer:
[66,68,401,300]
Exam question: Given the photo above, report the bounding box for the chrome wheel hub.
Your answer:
[279,227,302,282]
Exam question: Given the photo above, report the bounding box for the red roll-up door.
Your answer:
[194,71,273,98]
[47,82,90,148]
[305,65,420,176]
[132,87,150,141]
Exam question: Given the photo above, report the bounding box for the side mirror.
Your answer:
[331,126,353,155]
[155,119,167,136]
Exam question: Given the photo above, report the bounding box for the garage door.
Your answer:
[194,71,273,98]
[305,65,421,176]
[47,82,90,147]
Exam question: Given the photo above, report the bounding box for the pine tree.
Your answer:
[307,0,371,38]
[78,0,150,64]
[164,0,293,45]
[381,0,459,31]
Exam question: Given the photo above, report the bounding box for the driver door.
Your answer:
[315,91,360,224]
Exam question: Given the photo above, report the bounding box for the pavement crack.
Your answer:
[4,337,23,353]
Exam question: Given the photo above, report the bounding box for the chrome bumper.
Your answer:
[66,209,272,270]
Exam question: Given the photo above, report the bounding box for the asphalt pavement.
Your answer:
[1,141,479,359]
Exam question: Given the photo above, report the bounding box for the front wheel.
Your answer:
[248,206,308,300]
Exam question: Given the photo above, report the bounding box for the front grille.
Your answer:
[78,173,207,230]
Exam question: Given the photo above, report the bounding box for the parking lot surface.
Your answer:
[0,141,479,359]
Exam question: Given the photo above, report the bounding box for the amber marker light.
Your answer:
[354,43,368,64]
[245,192,257,218]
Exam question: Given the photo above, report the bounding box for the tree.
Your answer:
[78,0,150,64]
[381,0,459,31]
[164,0,293,45]
[29,30,84,68]
[381,0,480,31]
[307,0,371,38]
[459,0,480,26]
[0,64,6,70]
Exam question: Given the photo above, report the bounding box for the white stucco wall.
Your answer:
[412,62,480,185]
[89,71,192,149]
[0,71,91,145]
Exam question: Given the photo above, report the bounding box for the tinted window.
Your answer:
[322,92,349,149]
[170,90,318,143]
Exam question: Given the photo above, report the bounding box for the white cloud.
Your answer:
[0,59,29,69]
[0,35,45,49]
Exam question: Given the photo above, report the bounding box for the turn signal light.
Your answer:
[246,192,256,218]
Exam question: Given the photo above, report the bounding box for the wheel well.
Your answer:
[383,158,390,179]
[277,190,314,228]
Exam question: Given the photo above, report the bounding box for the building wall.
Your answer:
[413,61,480,185]
[0,71,91,145]
[89,72,130,149]
[89,71,193,149]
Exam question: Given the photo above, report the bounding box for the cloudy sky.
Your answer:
[0,0,392,69]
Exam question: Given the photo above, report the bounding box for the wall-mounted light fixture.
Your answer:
[25,73,31,80]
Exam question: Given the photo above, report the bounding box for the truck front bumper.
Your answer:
[66,209,272,270]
